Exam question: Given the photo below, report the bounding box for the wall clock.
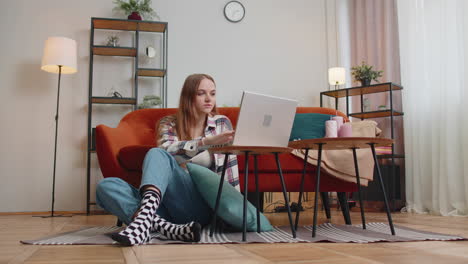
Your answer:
[224,1,245,23]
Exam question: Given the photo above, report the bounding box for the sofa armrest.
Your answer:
[95,123,139,181]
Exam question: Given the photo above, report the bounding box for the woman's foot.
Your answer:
[110,228,151,246]
[111,189,161,246]
[153,218,202,242]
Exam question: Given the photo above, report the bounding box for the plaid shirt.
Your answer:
[157,114,240,191]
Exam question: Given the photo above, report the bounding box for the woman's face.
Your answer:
[194,78,216,116]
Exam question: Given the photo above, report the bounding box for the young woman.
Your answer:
[96,74,239,245]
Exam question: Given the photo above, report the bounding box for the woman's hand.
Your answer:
[203,130,235,146]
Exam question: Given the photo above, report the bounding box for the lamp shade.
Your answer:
[328,67,345,85]
[41,37,77,74]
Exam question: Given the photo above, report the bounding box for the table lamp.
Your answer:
[40,36,77,217]
[328,67,346,90]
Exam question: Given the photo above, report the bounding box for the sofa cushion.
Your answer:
[118,145,155,171]
[289,113,333,141]
[120,147,309,174]
[237,153,306,173]
[120,147,311,173]
[186,163,273,232]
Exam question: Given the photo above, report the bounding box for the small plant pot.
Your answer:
[378,105,387,111]
[360,78,371,87]
[128,11,142,20]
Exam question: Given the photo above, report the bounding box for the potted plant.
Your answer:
[138,95,162,109]
[351,61,383,86]
[113,0,158,20]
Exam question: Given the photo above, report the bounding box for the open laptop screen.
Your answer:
[233,91,298,147]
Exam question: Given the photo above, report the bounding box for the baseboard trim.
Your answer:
[0,210,108,216]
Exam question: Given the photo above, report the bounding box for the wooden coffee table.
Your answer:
[207,146,294,242]
[288,137,396,237]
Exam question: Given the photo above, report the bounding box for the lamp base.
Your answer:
[33,213,73,218]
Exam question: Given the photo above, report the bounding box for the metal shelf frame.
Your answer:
[320,82,404,210]
[86,17,168,214]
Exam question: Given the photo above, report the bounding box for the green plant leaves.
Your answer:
[138,95,162,109]
[113,0,157,19]
[351,61,383,82]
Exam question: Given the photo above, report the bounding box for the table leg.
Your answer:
[352,147,366,229]
[242,151,250,242]
[337,192,351,225]
[254,155,261,233]
[369,143,396,235]
[312,143,324,237]
[295,148,309,231]
[274,152,296,238]
[320,192,331,219]
[210,153,230,237]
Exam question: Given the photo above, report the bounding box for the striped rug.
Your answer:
[20,223,465,245]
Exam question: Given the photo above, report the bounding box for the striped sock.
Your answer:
[152,216,201,242]
[111,189,161,246]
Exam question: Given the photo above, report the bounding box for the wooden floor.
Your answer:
[2,210,468,264]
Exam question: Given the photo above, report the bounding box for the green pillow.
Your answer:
[289,113,334,141]
[187,163,273,232]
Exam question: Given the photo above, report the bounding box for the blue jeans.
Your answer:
[96,148,213,225]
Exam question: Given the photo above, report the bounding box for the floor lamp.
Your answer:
[40,36,77,217]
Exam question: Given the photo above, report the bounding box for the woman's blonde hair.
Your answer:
[175,73,217,140]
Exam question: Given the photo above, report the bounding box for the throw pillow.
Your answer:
[289,113,334,141]
[186,163,273,232]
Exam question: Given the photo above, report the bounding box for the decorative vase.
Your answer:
[106,35,120,47]
[128,11,142,20]
[363,98,371,112]
[360,78,371,87]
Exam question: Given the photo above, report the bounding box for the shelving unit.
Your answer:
[320,82,402,118]
[86,17,168,214]
[320,83,403,155]
[320,82,404,210]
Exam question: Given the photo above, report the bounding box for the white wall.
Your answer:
[0,0,332,212]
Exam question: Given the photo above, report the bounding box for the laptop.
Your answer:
[200,91,297,149]
[232,91,298,147]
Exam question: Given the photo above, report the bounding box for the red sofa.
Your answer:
[95,107,358,221]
